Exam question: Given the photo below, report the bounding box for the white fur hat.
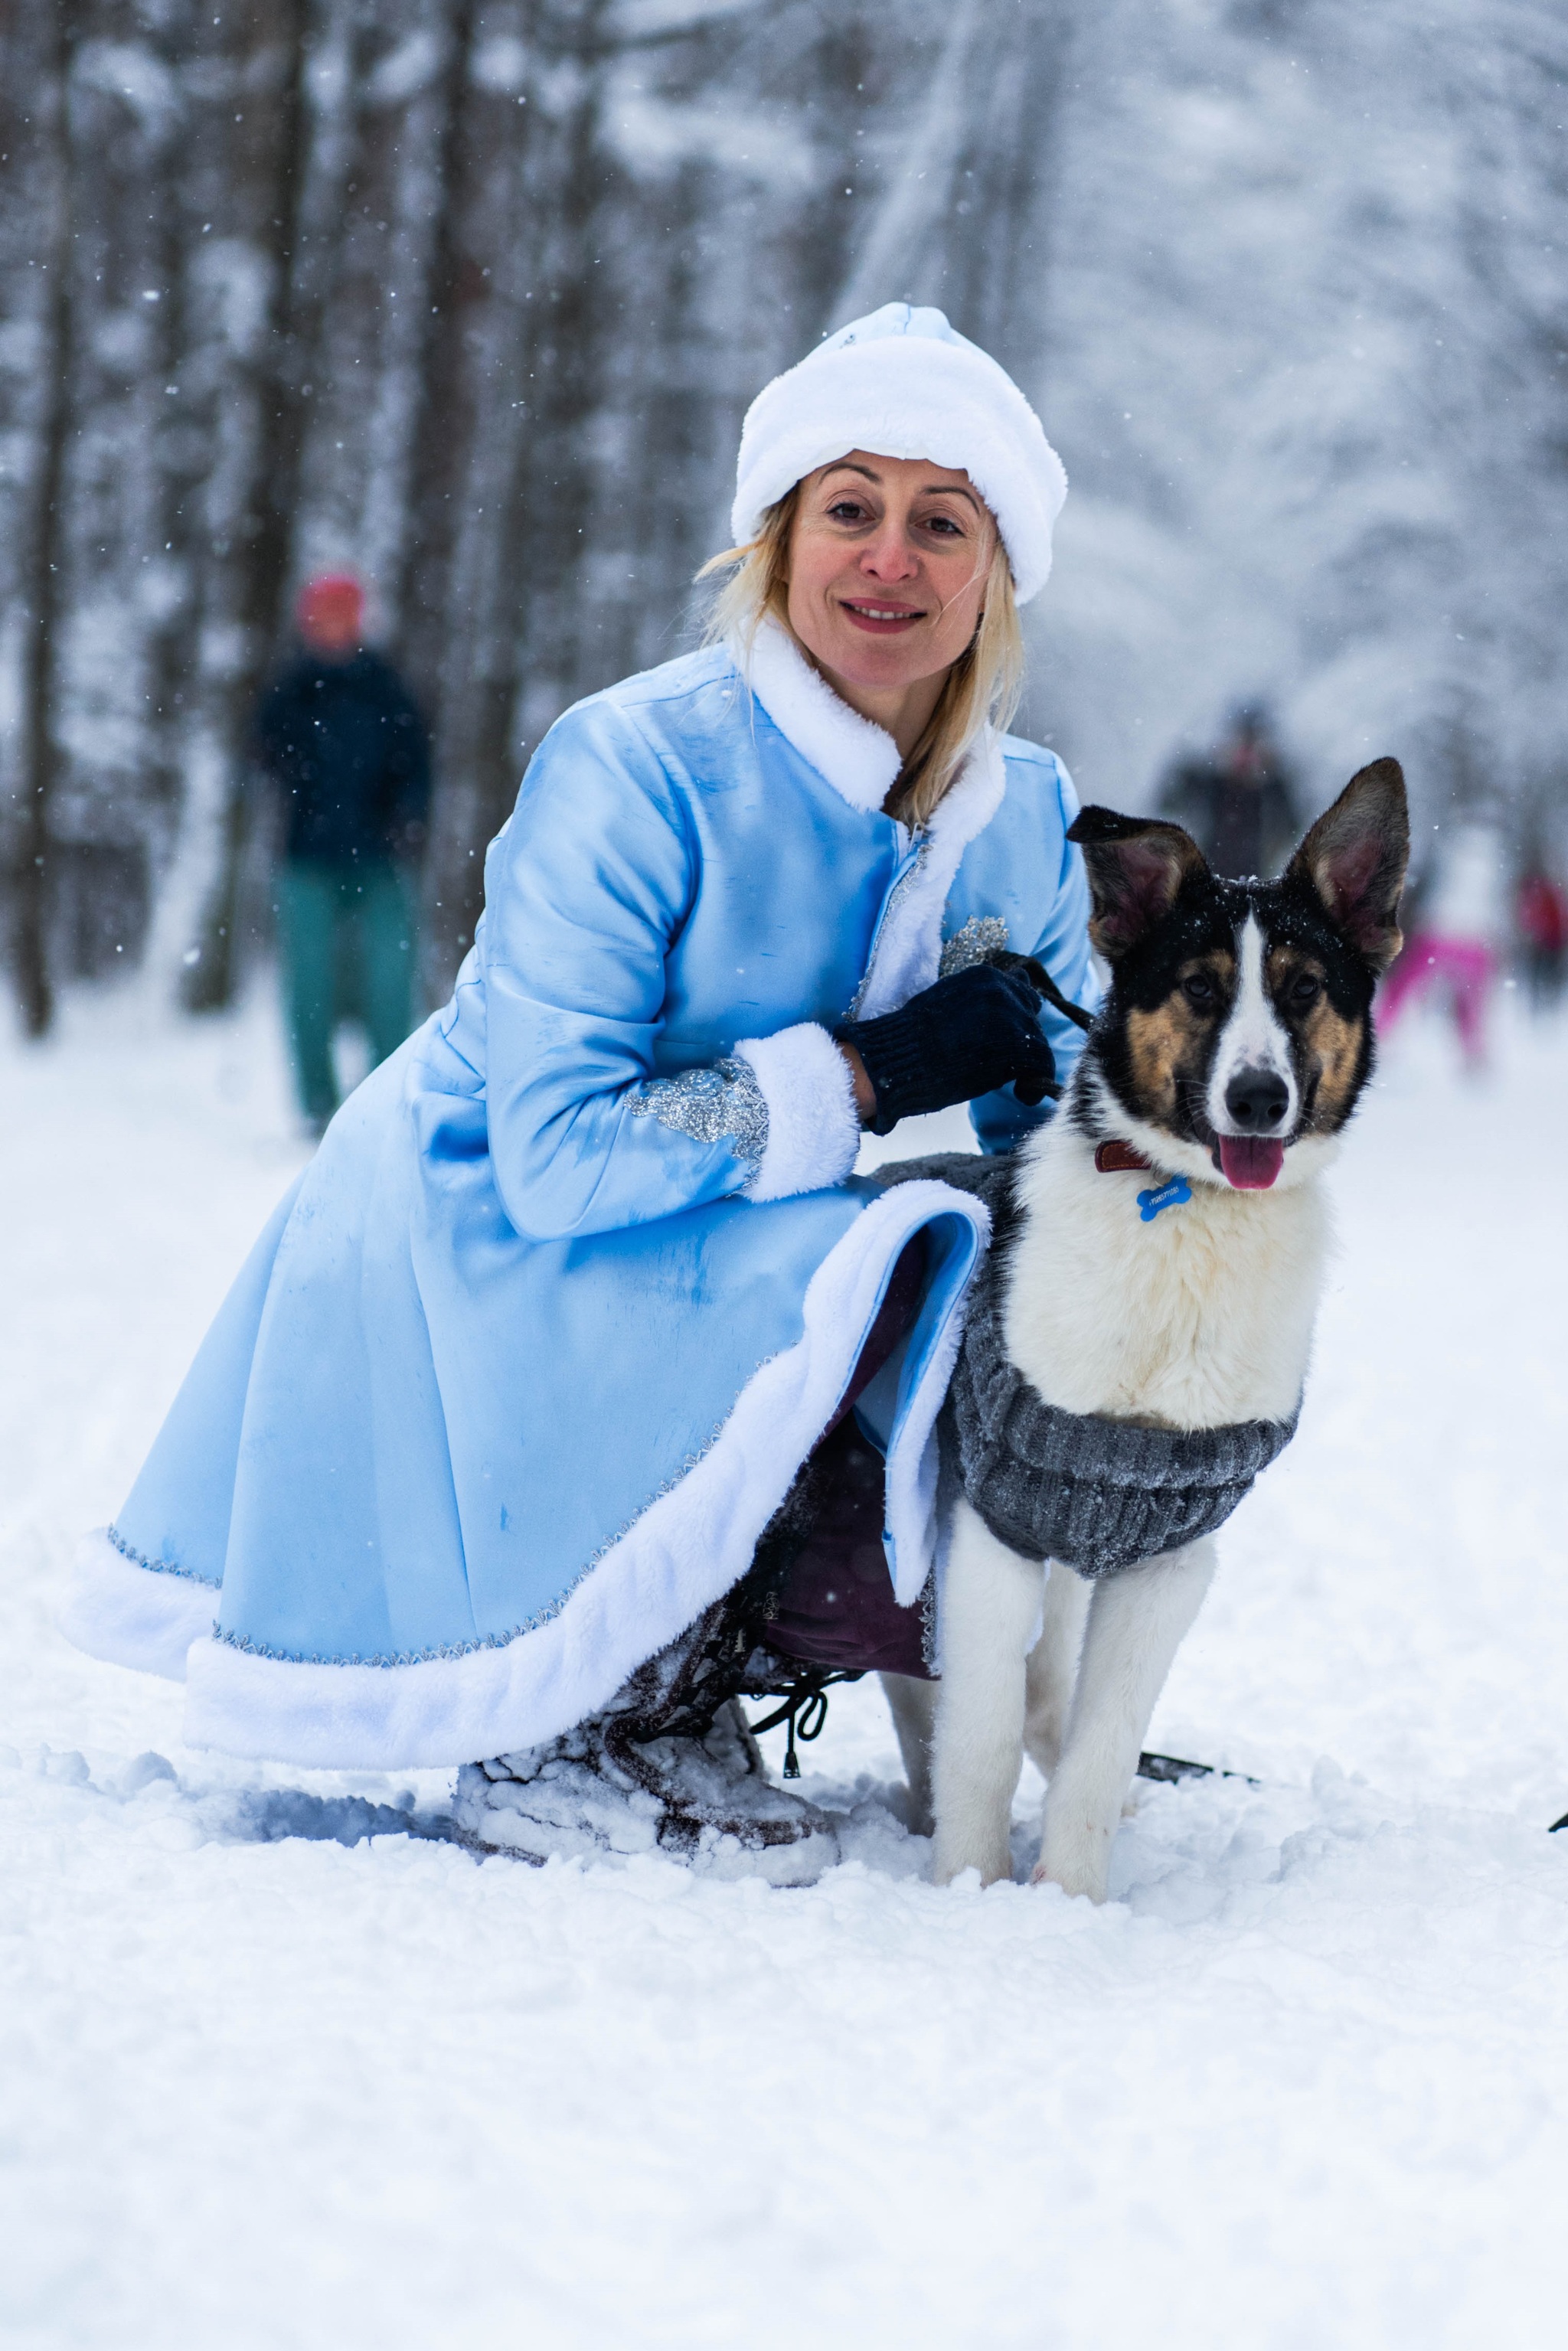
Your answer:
[730,302,1068,605]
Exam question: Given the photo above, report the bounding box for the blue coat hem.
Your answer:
[169,1180,989,1769]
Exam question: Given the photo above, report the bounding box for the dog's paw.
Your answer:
[1030,1858,1109,1902]
[884,1769,934,1839]
[898,1790,936,1840]
[1034,1820,1113,1903]
[932,1835,1014,1889]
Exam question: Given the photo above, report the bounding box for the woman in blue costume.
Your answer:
[62,305,1095,1864]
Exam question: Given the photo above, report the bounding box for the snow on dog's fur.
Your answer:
[884,759,1410,1901]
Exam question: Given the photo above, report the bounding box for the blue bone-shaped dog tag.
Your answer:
[1137,1173,1192,1223]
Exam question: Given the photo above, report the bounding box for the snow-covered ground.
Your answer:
[4,978,1568,2351]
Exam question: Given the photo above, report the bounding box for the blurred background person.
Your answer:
[1515,846,1567,1014]
[1378,815,1510,1072]
[255,573,431,1135]
[1158,702,1301,878]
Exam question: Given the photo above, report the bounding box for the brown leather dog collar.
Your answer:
[1094,1139,1154,1174]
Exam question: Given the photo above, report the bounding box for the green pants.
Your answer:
[277,858,419,1125]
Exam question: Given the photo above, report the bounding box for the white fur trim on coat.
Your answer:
[57,1529,216,1683]
[733,303,1067,605]
[745,616,900,815]
[734,1022,861,1202]
[178,1180,989,1771]
[851,730,1008,1021]
[882,1261,974,1605]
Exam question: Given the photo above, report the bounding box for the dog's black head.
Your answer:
[1066,759,1410,1190]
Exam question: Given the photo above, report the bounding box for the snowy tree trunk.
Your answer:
[1,2,77,1037]
[179,0,313,1013]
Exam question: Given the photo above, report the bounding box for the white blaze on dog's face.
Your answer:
[1064,761,1411,1191]
[1204,913,1299,1150]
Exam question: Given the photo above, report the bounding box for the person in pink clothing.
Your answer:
[1378,819,1509,1069]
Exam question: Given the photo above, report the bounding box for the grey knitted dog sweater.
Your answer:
[877,1154,1299,1579]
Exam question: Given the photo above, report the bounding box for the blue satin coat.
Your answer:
[105,642,1093,1757]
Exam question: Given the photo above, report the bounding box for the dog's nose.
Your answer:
[1224,1067,1289,1131]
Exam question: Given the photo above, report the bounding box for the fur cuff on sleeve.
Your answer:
[734,1024,862,1202]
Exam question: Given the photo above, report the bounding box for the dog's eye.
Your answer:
[1181,972,1217,1008]
[1289,973,1322,1007]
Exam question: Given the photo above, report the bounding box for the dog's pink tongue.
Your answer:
[1218,1135,1285,1190]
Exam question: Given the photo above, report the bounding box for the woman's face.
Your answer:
[784,452,995,706]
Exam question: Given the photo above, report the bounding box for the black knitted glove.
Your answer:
[837,962,1057,1137]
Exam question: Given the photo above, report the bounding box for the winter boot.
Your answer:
[451,1611,841,1884]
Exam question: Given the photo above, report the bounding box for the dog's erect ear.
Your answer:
[1067,807,1208,961]
[1286,758,1410,971]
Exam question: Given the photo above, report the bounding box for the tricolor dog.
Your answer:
[884,758,1410,1901]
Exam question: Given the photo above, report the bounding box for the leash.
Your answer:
[1008,954,1096,1034]
[982,950,1096,1105]
[1138,1751,1258,1788]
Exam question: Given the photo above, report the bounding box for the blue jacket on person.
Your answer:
[64,622,1096,1772]
[255,646,431,864]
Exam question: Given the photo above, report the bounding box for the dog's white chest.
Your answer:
[1001,1133,1329,1429]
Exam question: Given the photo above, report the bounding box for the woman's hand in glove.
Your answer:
[836,960,1058,1137]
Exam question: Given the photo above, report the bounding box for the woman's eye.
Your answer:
[826,501,869,524]
[1182,973,1215,1007]
[1289,973,1321,1007]
[922,514,963,536]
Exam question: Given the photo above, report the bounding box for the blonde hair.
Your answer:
[700,484,1024,830]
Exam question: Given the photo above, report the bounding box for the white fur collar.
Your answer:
[743,619,902,812]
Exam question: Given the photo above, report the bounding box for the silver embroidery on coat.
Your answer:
[938,914,1010,977]
[843,836,933,1020]
[630,1056,768,1173]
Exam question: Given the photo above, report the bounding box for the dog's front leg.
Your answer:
[1034,1537,1217,1903]
[880,1672,938,1835]
[930,1497,1044,1887]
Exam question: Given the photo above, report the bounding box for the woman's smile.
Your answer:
[838,596,928,633]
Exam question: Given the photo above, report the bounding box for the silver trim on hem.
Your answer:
[843,838,933,1020]
[107,1525,221,1590]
